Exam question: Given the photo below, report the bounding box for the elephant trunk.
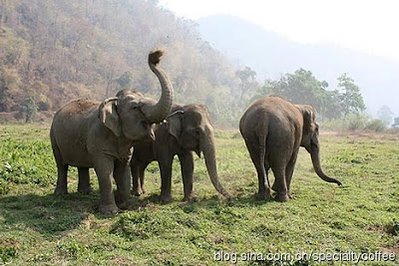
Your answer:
[310,143,342,186]
[200,126,232,199]
[142,50,174,123]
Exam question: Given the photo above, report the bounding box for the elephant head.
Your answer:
[99,50,173,142]
[297,105,342,186]
[167,105,231,198]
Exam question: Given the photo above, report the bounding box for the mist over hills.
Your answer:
[197,15,399,116]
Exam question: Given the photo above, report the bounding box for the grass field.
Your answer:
[0,124,398,265]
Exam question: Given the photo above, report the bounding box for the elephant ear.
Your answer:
[99,97,121,137]
[299,105,316,135]
[167,110,184,140]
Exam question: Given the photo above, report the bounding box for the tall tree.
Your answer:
[377,105,394,126]
[337,73,366,116]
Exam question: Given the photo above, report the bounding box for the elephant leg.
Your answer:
[114,160,131,210]
[78,167,91,194]
[246,141,271,200]
[54,164,69,195]
[285,150,299,198]
[131,158,145,196]
[158,155,174,203]
[94,157,118,215]
[178,151,194,201]
[272,164,289,202]
[139,164,147,194]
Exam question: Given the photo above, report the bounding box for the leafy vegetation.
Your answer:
[0,124,398,265]
[254,70,366,121]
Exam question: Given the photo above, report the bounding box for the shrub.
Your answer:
[365,119,386,132]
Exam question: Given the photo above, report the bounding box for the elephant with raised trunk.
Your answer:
[239,96,341,201]
[50,50,174,215]
[130,104,231,203]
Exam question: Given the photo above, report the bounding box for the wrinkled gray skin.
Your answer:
[50,50,174,215]
[239,96,341,201]
[131,104,231,203]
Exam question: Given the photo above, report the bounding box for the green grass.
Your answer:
[0,125,398,265]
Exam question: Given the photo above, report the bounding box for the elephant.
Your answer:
[130,104,231,203]
[239,96,341,202]
[50,50,174,215]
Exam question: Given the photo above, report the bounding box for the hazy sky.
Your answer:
[159,0,399,62]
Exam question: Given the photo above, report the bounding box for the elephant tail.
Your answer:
[256,123,268,163]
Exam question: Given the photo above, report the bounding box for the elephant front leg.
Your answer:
[285,151,299,199]
[78,167,91,194]
[131,159,146,196]
[178,151,195,201]
[94,158,118,215]
[158,155,174,203]
[114,160,132,210]
[54,164,69,195]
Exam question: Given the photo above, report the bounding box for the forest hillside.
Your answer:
[0,0,241,125]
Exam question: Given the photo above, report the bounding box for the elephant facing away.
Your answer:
[130,104,231,203]
[50,50,174,215]
[239,96,341,201]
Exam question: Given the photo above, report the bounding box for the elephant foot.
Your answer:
[256,189,272,201]
[183,195,197,203]
[160,194,172,204]
[114,190,130,205]
[54,187,68,196]
[78,186,92,195]
[99,204,119,215]
[131,187,146,197]
[275,192,289,202]
[117,199,134,210]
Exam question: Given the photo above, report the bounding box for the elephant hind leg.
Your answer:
[54,164,69,195]
[245,140,271,200]
[271,164,289,202]
[131,160,148,196]
[78,167,91,194]
[52,138,69,196]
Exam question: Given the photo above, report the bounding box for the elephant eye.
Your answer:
[195,127,201,135]
[131,105,138,110]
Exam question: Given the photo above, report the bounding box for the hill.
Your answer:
[197,15,399,115]
[0,0,239,125]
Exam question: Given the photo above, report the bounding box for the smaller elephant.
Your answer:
[239,96,341,201]
[131,104,231,202]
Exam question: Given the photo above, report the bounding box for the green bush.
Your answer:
[365,119,387,132]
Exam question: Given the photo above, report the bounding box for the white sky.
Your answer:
[159,0,399,62]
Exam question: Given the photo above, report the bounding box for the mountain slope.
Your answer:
[197,15,399,115]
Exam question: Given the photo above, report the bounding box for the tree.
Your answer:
[377,105,394,126]
[254,68,338,119]
[392,117,399,128]
[337,73,365,116]
[20,97,38,123]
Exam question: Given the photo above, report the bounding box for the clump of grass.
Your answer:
[0,238,19,263]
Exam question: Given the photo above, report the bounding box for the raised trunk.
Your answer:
[141,50,174,123]
[200,126,231,199]
[310,144,342,185]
